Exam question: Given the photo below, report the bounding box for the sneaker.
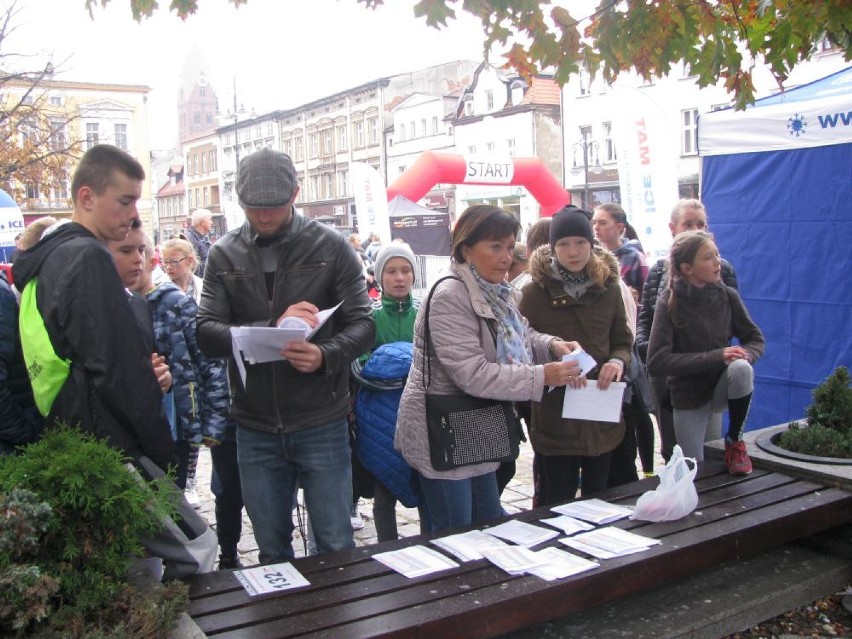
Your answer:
[350,504,365,531]
[184,478,201,509]
[218,555,243,571]
[725,440,753,476]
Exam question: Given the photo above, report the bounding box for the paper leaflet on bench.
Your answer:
[230,302,343,386]
[234,562,310,597]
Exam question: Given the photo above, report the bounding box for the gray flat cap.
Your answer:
[236,149,297,208]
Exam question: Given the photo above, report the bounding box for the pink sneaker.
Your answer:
[725,440,753,476]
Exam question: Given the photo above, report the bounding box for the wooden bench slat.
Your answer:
[192,475,850,638]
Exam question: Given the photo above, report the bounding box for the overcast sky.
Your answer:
[6,0,500,148]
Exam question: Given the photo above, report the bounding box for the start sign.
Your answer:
[464,157,515,184]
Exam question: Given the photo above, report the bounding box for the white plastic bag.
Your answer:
[629,445,698,522]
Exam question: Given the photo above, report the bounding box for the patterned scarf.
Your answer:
[469,265,532,365]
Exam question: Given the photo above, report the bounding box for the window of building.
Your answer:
[399,123,405,140]
[283,139,292,157]
[485,141,495,154]
[368,116,379,145]
[463,99,473,116]
[50,95,61,106]
[431,116,438,135]
[188,190,194,208]
[398,165,406,174]
[206,113,213,124]
[267,122,274,135]
[603,122,617,163]
[199,86,206,97]
[193,112,200,124]
[338,169,348,197]
[21,95,33,105]
[210,150,217,171]
[578,67,591,96]
[200,152,206,173]
[682,108,699,155]
[337,124,347,150]
[323,173,334,199]
[52,181,68,200]
[309,132,318,158]
[85,122,99,149]
[321,129,333,155]
[49,118,66,150]
[467,145,476,155]
[294,135,303,161]
[114,123,127,150]
[354,121,365,147]
[25,183,39,199]
[485,89,494,110]
[203,187,209,206]
[421,119,427,137]
[409,121,415,138]
[310,175,319,200]
[506,138,516,156]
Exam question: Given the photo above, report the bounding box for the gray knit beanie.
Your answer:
[374,242,417,283]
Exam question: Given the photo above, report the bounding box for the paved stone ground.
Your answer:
[193,435,661,566]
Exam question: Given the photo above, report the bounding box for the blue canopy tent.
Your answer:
[698,66,852,429]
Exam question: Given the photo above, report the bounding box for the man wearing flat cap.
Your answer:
[197,148,375,564]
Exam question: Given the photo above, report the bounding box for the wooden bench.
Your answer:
[184,462,852,639]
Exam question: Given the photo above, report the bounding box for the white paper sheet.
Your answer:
[571,526,661,555]
[558,536,620,560]
[230,301,344,386]
[234,562,310,597]
[526,547,600,581]
[550,498,633,525]
[481,545,549,575]
[538,515,596,536]
[373,545,459,578]
[481,519,561,547]
[561,381,627,422]
[430,530,509,562]
[548,349,598,393]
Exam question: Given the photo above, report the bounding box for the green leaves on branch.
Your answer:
[113,0,852,108]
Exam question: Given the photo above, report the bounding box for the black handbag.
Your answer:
[422,276,521,471]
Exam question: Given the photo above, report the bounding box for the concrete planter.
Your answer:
[705,423,852,491]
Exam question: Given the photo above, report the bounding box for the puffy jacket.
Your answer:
[636,256,737,363]
[395,263,557,480]
[146,281,232,445]
[519,245,632,457]
[352,342,418,507]
[11,223,174,470]
[0,274,43,454]
[196,212,374,433]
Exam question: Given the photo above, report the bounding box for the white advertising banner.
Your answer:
[350,161,390,243]
[699,94,852,156]
[0,188,25,263]
[612,87,680,263]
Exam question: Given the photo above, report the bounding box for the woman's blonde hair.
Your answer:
[667,230,715,319]
[161,238,199,273]
[585,248,612,289]
[18,216,58,250]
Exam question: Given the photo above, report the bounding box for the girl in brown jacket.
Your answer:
[647,231,764,475]
[519,207,633,505]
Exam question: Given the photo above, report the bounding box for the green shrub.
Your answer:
[0,426,188,638]
[779,367,852,458]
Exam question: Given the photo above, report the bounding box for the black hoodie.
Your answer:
[12,222,174,470]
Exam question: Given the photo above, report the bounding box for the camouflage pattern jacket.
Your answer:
[146,282,231,445]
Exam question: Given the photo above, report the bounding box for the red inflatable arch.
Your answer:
[386,151,570,216]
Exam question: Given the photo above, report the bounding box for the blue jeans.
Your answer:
[418,471,502,533]
[236,419,354,564]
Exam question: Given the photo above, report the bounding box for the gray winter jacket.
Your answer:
[395,262,557,480]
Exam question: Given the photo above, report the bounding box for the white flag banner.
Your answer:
[350,161,390,244]
[0,188,25,262]
[612,87,680,263]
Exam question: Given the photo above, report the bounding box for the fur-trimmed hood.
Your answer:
[527,244,621,289]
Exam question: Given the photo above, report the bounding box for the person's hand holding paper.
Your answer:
[276,301,320,330]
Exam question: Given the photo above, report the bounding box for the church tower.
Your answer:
[177,44,218,144]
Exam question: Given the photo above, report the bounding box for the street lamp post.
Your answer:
[572,138,600,210]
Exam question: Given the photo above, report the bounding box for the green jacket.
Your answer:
[373,293,418,348]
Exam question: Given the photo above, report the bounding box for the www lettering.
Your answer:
[817,112,852,128]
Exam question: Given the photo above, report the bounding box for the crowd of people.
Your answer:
[0,143,764,575]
